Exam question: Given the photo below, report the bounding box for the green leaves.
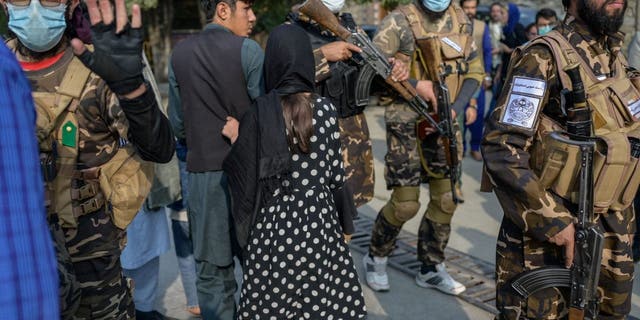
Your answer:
[252,0,298,33]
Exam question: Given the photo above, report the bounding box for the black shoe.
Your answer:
[136,310,166,320]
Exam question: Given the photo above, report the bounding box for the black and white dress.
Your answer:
[238,97,366,319]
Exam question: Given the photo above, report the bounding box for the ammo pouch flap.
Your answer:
[529,32,640,212]
[325,61,363,118]
[539,131,637,213]
[35,55,154,229]
[99,145,154,229]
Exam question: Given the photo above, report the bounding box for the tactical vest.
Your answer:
[524,31,640,213]
[33,56,153,229]
[398,3,473,101]
[296,12,368,118]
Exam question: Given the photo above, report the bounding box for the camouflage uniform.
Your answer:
[291,12,375,208]
[49,215,81,320]
[482,15,636,319]
[21,47,135,319]
[368,2,483,266]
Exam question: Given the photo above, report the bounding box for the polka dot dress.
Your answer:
[238,97,367,319]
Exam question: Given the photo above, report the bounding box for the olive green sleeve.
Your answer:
[372,11,415,58]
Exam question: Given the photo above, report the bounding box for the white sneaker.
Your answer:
[363,254,390,291]
[415,263,466,296]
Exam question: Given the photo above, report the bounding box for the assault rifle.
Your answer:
[416,37,461,204]
[299,0,460,202]
[510,63,604,320]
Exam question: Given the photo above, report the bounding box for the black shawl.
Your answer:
[224,24,356,251]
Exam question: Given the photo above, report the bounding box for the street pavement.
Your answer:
[152,100,640,319]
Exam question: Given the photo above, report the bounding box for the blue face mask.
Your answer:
[538,25,554,36]
[7,1,68,53]
[421,0,451,13]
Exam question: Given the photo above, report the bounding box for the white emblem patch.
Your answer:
[500,77,546,129]
[502,94,540,128]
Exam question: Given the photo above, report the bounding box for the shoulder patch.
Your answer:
[500,76,547,129]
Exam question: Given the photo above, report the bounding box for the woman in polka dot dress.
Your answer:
[230,25,366,319]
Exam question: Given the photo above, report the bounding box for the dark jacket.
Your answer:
[171,27,252,172]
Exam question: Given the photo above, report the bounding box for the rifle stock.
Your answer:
[417,37,444,85]
[569,308,585,320]
[298,0,351,40]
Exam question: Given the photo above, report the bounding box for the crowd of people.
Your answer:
[1,0,638,319]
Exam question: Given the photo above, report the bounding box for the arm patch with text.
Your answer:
[500,77,547,130]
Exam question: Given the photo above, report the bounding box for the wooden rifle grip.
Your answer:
[384,77,417,102]
[568,308,585,320]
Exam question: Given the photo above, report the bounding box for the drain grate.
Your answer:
[349,215,498,315]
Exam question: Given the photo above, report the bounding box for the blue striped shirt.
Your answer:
[0,42,59,319]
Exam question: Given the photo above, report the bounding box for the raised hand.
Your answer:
[70,0,145,98]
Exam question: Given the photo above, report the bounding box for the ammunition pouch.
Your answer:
[322,61,370,118]
[33,56,153,229]
[97,145,153,229]
[527,31,640,213]
[535,118,640,213]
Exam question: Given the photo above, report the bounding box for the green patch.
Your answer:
[61,121,77,148]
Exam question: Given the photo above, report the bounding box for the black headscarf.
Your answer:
[224,24,316,251]
[264,24,315,95]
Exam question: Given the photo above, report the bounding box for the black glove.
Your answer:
[77,22,145,95]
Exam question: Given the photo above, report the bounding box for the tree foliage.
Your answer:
[252,0,298,33]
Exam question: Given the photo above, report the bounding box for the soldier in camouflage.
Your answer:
[482,0,636,318]
[363,0,484,296]
[1,0,174,319]
[288,0,408,209]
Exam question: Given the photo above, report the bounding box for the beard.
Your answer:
[578,0,626,35]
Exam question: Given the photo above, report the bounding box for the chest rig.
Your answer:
[398,3,473,101]
[527,31,640,213]
[298,13,370,118]
[34,57,152,229]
